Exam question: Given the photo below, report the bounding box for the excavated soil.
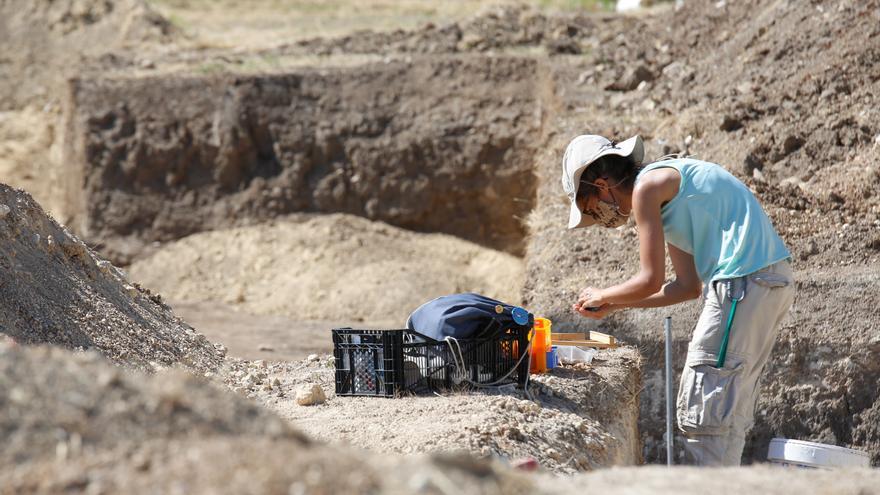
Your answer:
[2,345,878,495]
[0,345,540,495]
[129,213,524,324]
[57,0,880,466]
[223,347,642,473]
[0,0,176,111]
[0,345,302,467]
[3,0,880,490]
[0,184,223,373]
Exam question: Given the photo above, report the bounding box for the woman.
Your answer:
[561,134,795,466]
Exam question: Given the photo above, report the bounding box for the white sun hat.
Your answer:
[561,134,645,229]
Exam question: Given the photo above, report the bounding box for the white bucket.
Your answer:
[767,438,871,469]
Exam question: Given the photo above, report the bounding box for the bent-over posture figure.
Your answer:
[561,134,795,465]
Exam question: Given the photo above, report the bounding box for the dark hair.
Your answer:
[576,154,643,200]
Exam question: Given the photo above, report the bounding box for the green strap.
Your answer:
[716,299,738,368]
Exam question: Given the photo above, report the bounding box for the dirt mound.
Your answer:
[224,347,642,473]
[0,0,176,111]
[1,346,877,494]
[0,184,222,372]
[288,5,613,56]
[129,213,524,325]
[0,345,539,495]
[523,0,880,464]
[0,345,302,466]
[62,56,545,264]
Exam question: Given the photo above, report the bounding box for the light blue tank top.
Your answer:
[636,159,791,282]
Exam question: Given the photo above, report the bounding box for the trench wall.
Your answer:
[63,56,546,263]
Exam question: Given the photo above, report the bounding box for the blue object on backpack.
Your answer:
[406,293,533,341]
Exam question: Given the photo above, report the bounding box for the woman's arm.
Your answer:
[576,169,680,311]
[576,243,702,318]
[615,243,703,309]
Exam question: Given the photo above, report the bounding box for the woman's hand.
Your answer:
[572,287,614,319]
[576,287,606,310]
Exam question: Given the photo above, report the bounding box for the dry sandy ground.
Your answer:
[0,107,65,219]
[172,301,337,361]
[223,347,643,472]
[149,0,616,51]
[130,213,525,324]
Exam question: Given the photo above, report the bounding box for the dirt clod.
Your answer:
[295,384,327,406]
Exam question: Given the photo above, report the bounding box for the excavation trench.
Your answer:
[62,54,645,469]
[63,56,547,265]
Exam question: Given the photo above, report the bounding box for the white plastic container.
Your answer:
[555,345,597,365]
[767,438,871,469]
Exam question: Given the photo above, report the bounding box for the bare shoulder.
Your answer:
[633,166,680,204]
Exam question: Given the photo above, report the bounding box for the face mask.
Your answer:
[583,182,629,228]
[586,199,628,228]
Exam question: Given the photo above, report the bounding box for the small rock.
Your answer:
[545,448,562,461]
[459,33,485,50]
[743,153,763,175]
[295,384,326,406]
[258,344,274,352]
[97,260,113,274]
[799,242,815,261]
[780,176,806,190]
[606,65,655,92]
[213,343,228,358]
[0,204,10,219]
[123,285,139,298]
[782,135,805,155]
[719,115,743,132]
[307,354,320,362]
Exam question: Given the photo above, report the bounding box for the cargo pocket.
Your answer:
[677,360,743,435]
[748,272,790,289]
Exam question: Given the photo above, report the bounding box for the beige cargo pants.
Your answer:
[677,260,795,466]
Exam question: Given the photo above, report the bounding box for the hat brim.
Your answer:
[566,135,644,230]
[568,200,596,229]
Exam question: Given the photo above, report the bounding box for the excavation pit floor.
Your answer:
[222,346,642,473]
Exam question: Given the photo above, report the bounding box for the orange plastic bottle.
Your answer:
[530,317,552,373]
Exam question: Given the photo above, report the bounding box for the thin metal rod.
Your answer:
[665,316,674,466]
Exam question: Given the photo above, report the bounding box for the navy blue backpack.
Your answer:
[406,292,533,341]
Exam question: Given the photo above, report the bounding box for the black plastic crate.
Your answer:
[332,325,530,397]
